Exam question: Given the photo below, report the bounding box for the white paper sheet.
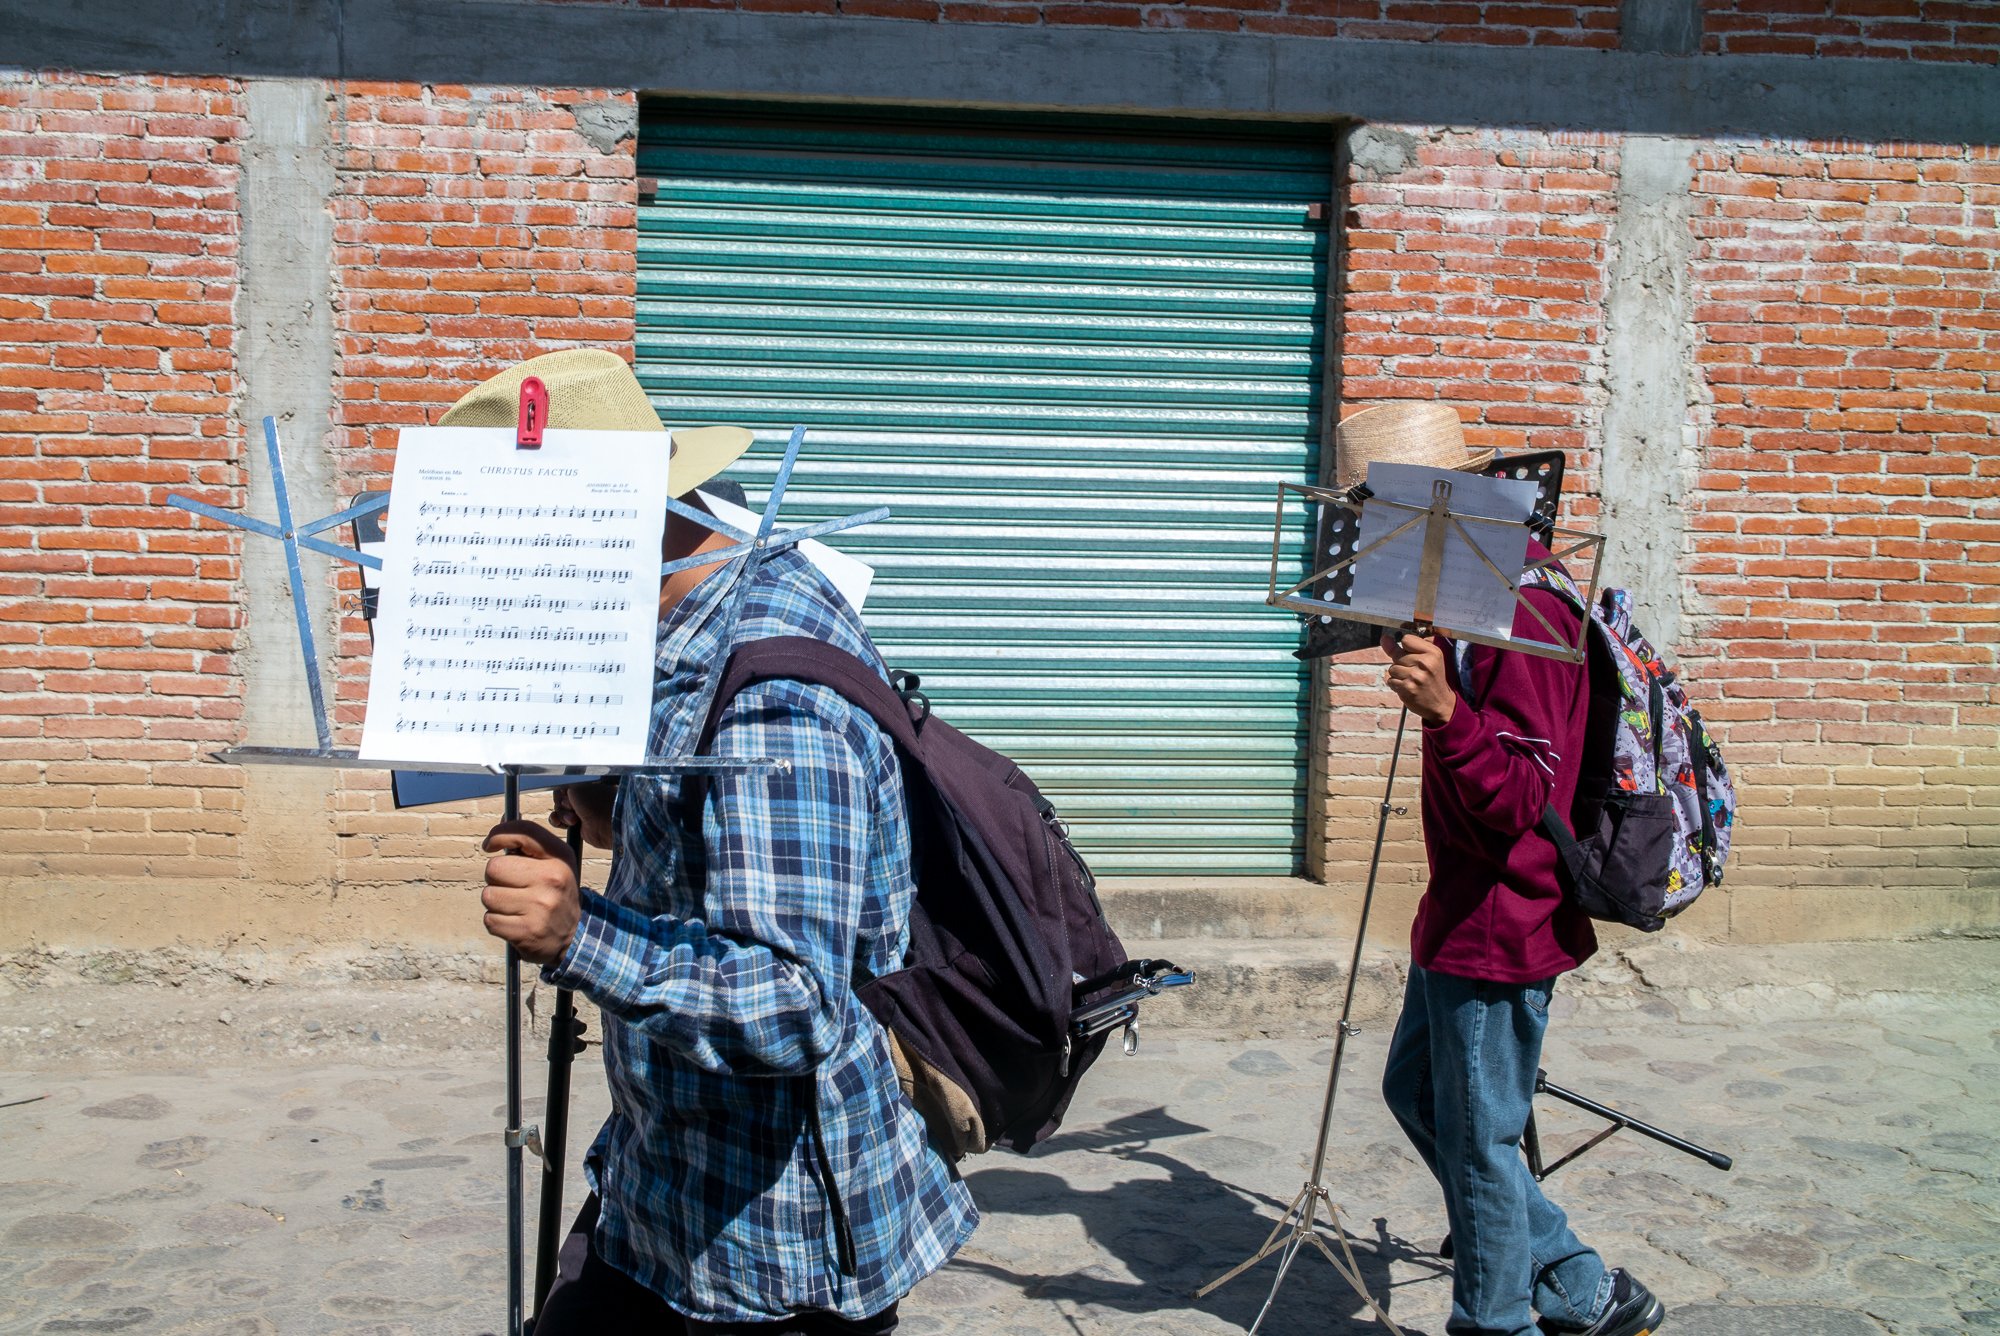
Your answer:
[359,427,671,767]
[1345,462,1538,642]
[694,488,875,615]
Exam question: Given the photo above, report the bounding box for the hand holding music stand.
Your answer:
[1195,468,1605,1333]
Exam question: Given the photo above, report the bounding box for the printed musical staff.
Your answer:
[408,625,630,646]
[412,532,636,552]
[393,719,624,737]
[417,502,640,521]
[398,687,625,706]
[410,593,629,615]
[411,561,632,584]
[402,655,621,675]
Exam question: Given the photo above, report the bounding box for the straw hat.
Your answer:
[1333,403,1494,490]
[438,348,753,499]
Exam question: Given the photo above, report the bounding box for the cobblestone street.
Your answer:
[2,941,1996,1335]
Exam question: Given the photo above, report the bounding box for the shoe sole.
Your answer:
[1608,1296,1667,1336]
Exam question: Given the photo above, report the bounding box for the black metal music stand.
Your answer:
[167,403,887,1336]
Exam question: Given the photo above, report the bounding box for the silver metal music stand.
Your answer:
[1196,473,1604,1333]
[1268,474,1604,662]
[167,407,886,1336]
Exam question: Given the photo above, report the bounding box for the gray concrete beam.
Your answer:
[10,0,1999,145]
[1621,0,1702,55]
[1600,135,1700,656]
[236,79,343,886]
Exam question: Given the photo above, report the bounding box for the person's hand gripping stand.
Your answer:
[480,779,618,966]
[1380,628,1456,728]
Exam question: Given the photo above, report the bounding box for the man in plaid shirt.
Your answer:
[471,356,975,1334]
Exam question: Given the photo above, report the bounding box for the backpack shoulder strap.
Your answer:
[699,634,922,756]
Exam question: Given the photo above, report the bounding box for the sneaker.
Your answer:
[1539,1269,1665,1336]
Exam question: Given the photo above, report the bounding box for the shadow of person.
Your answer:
[956,1108,1447,1335]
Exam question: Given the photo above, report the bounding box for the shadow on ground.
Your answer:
[962,1108,1450,1335]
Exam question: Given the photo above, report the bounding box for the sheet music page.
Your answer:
[359,427,670,767]
[1346,462,1538,642]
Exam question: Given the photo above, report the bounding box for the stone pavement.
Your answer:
[0,940,1996,1335]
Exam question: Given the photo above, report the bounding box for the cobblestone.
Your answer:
[2,944,1996,1334]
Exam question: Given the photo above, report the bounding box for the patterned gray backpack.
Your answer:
[1521,571,1737,932]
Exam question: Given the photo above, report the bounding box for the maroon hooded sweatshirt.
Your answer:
[1412,584,1598,984]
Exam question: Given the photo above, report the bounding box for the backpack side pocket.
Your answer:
[1544,788,1676,932]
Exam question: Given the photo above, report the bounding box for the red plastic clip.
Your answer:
[516,376,549,450]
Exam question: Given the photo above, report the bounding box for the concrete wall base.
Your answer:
[7,876,1997,980]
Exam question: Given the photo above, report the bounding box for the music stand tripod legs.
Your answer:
[1195,709,1415,1336]
[1525,1071,1734,1181]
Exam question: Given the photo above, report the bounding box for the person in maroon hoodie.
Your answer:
[1357,419,1666,1336]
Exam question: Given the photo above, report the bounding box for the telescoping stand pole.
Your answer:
[501,769,527,1336]
[531,826,590,1324]
[1195,708,1414,1335]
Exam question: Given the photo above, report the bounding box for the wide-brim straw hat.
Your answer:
[1333,403,1494,490]
[438,348,753,499]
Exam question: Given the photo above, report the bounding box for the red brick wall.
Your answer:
[0,74,248,881]
[0,76,637,907]
[2,62,1993,951]
[518,0,2000,55]
[1316,129,1618,914]
[327,84,639,886]
[1320,128,1999,938]
[1340,132,1617,463]
[1703,1,2000,63]
[1679,140,2000,935]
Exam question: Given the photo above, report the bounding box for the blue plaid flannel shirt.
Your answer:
[545,545,977,1321]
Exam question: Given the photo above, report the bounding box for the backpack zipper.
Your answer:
[1037,798,1106,921]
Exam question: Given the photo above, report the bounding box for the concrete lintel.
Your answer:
[9,1,2000,145]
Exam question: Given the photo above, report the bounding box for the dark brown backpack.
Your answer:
[704,636,1186,1157]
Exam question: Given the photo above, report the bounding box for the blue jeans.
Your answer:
[1381,965,1610,1336]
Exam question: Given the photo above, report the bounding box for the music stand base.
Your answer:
[1195,1180,1405,1335]
[1196,709,1415,1335]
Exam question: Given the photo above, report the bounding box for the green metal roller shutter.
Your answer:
[636,106,1327,876]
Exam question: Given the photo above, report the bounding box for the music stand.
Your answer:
[165,394,888,1336]
[1196,469,1604,1333]
[1294,450,1569,661]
